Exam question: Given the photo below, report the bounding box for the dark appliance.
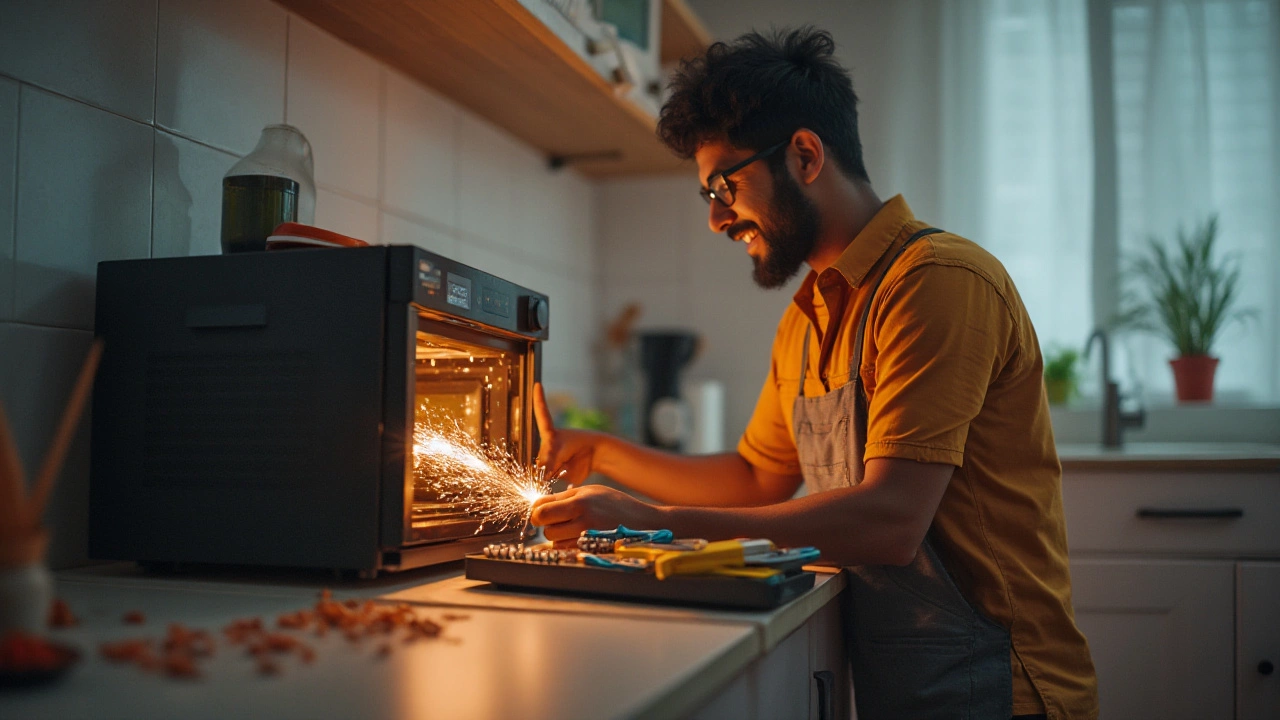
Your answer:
[638,331,699,451]
[89,246,548,577]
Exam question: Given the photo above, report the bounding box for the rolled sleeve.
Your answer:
[863,263,1017,467]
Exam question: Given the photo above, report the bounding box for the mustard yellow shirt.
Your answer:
[739,196,1098,719]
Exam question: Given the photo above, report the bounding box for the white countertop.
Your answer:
[0,563,844,720]
[1056,442,1280,471]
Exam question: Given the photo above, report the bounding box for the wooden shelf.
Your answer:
[661,0,713,64]
[277,0,710,177]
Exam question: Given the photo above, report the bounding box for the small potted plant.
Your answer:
[1114,214,1255,402]
[1043,347,1080,405]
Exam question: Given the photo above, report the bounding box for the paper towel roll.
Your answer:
[681,379,725,454]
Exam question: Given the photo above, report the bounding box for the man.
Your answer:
[530,27,1096,720]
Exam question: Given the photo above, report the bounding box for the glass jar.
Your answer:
[220,124,316,253]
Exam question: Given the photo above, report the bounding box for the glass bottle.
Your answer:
[220,124,316,253]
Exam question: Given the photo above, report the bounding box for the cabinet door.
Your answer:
[1238,562,1280,720]
[808,594,851,720]
[1070,559,1234,720]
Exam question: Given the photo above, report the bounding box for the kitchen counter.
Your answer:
[1056,442,1280,472]
[0,563,846,720]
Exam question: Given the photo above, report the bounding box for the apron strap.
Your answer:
[798,325,812,398]
[795,226,944,401]
[849,227,944,390]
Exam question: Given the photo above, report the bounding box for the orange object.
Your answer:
[47,598,78,628]
[266,222,370,250]
[123,610,146,625]
[1170,355,1219,402]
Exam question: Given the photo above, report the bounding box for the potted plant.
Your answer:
[1043,347,1080,405]
[1113,214,1255,402]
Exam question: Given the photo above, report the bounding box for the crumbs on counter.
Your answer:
[47,598,79,628]
[100,623,213,679]
[97,588,455,680]
[0,631,68,673]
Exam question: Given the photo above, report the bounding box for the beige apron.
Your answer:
[792,227,1012,719]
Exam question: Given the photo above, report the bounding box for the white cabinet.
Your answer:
[1237,562,1280,720]
[691,591,851,720]
[1062,466,1280,720]
[1070,558,1234,719]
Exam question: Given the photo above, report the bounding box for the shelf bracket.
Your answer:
[548,150,624,170]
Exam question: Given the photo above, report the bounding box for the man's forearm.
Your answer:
[654,481,932,566]
[591,435,789,507]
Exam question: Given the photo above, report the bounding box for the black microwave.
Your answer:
[89,246,548,577]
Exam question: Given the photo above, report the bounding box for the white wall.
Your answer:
[597,0,949,447]
[0,0,599,568]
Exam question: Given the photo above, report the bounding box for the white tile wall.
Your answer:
[379,211,457,256]
[156,0,288,155]
[457,111,519,248]
[0,323,95,570]
[0,0,158,124]
[597,176,798,446]
[314,188,380,241]
[14,87,153,330]
[383,70,457,229]
[0,77,16,321]
[152,130,238,258]
[285,15,380,201]
[0,0,601,568]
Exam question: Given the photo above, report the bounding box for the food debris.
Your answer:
[96,588,454,681]
[47,598,79,628]
[1,631,65,672]
[123,611,146,625]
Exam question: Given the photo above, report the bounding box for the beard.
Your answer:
[731,167,821,289]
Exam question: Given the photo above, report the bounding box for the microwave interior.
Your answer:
[403,312,534,545]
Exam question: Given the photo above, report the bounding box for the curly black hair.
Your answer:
[657,27,869,182]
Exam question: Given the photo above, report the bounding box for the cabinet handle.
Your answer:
[1135,508,1244,520]
[813,670,835,720]
[1260,660,1275,676]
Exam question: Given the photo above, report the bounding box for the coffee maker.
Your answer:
[638,331,699,451]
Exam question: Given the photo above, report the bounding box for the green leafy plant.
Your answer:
[1044,347,1080,384]
[1113,214,1255,357]
[561,406,611,432]
[1042,346,1079,404]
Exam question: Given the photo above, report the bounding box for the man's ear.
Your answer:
[790,129,825,185]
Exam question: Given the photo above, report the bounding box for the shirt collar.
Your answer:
[791,194,919,311]
[830,194,917,289]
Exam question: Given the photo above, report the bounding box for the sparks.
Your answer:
[412,415,550,534]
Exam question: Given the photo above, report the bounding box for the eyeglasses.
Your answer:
[699,140,790,207]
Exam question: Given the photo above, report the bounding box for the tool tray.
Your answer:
[464,555,816,610]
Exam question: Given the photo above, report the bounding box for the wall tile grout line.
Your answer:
[0,318,94,334]
[283,15,291,124]
[376,68,386,243]
[149,0,160,259]
[9,83,21,318]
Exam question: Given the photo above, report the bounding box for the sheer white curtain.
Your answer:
[938,0,1096,368]
[937,0,1280,404]
[1112,0,1280,403]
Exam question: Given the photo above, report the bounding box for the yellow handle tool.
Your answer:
[642,539,775,580]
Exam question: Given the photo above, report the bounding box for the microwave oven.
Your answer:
[88,246,549,577]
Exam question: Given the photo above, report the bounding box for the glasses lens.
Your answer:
[710,177,733,207]
[699,187,714,205]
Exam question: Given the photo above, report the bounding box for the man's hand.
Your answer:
[533,382,604,487]
[529,485,665,543]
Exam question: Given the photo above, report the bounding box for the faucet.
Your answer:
[1084,328,1146,448]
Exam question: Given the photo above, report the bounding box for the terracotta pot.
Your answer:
[1169,355,1219,402]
